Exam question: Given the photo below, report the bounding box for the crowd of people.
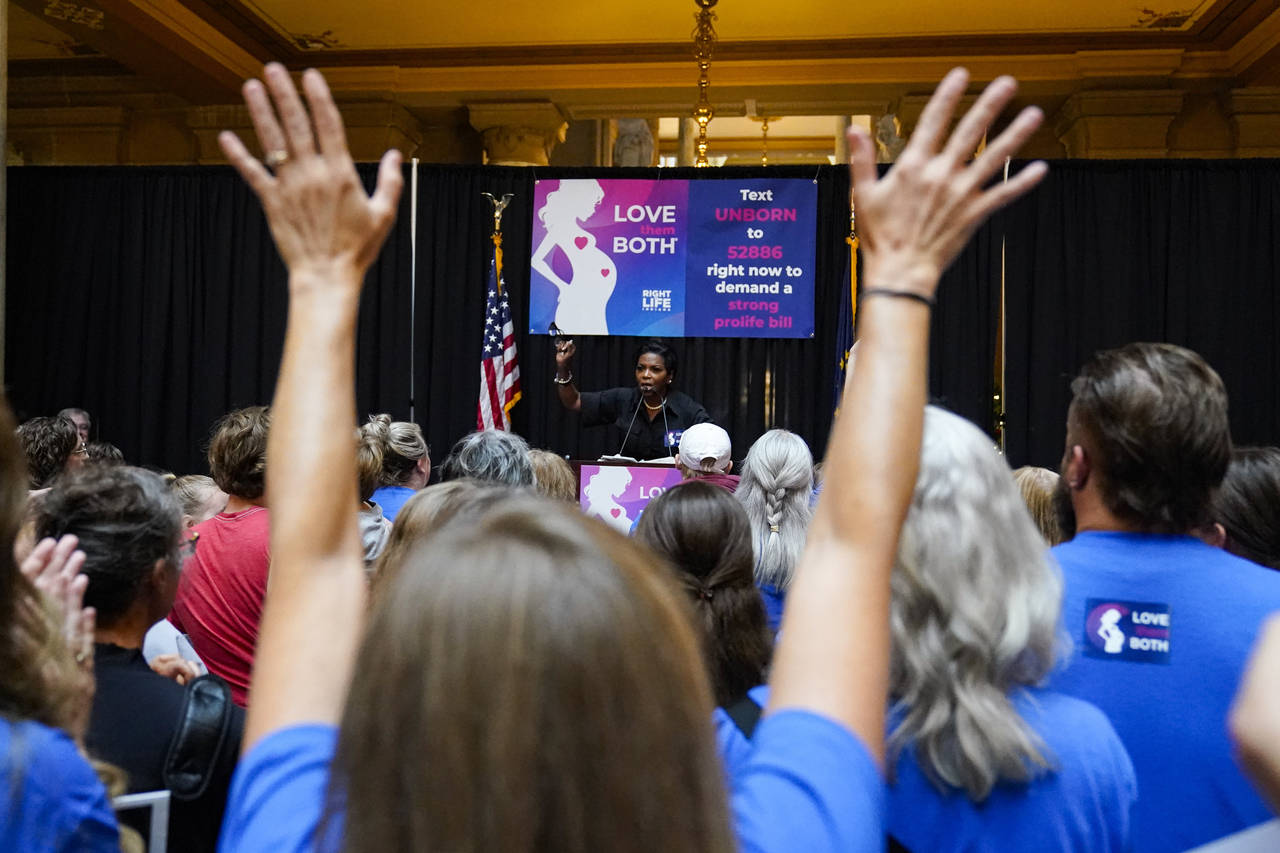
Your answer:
[5,64,1280,853]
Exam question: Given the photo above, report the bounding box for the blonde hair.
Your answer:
[360,414,428,487]
[356,430,385,503]
[890,408,1064,801]
[1012,466,1064,546]
[371,481,512,597]
[528,450,576,502]
[171,474,224,523]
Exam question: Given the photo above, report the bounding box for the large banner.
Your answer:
[529,178,816,338]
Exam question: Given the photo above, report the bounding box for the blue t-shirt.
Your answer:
[719,686,1135,852]
[220,711,883,853]
[369,486,415,523]
[0,718,119,852]
[713,684,771,781]
[1051,532,1280,852]
[888,690,1135,852]
[758,584,785,635]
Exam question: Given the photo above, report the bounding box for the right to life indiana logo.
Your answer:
[1083,598,1173,664]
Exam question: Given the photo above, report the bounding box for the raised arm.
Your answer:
[766,69,1046,764]
[1230,613,1280,811]
[218,64,403,749]
[554,339,582,411]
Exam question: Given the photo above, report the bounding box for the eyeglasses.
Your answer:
[177,532,199,564]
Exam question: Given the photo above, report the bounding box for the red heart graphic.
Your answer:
[574,236,588,249]
[610,508,622,518]
[601,269,610,277]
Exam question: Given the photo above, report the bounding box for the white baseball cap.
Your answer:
[678,423,732,474]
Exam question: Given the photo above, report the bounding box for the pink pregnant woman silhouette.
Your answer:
[531,180,617,335]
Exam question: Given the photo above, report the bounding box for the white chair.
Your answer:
[113,789,171,853]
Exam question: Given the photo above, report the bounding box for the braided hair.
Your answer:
[736,430,814,590]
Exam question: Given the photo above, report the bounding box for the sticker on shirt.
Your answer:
[1083,599,1172,664]
[664,429,684,448]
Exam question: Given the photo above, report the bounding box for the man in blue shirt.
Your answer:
[1050,342,1280,852]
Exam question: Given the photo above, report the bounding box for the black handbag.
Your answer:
[162,674,233,801]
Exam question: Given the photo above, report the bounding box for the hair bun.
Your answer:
[362,414,393,446]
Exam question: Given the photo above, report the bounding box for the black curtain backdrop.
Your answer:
[6,160,1279,477]
[1001,161,1280,467]
[6,164,413,475]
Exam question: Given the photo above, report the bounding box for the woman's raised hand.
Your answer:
[847,69,1046,299]
[218,64,403,288]
[21,535,94,662]
[21,534,96,739]
[554,339,576,369]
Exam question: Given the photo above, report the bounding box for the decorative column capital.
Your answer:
[467,102,569,166]
[1225,88,1280,158]
[1052,90,1184,158]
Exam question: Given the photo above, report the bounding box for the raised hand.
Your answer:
[224,65,395,748]
[21,535,96,739]
[218,64,403,287]
[554,339,576,369]
[847,69,1046,298]
[21,535,94,660]
[771,70,1046,761]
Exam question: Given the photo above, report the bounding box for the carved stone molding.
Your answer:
[327,102,424,162]
[1053,90,1185,158]
[189,101,425,164]
[7,105,128,163]
[186,105,252,164]
[467,101,568,166]
[1225,88,1280,157]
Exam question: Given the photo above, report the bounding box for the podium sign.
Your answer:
[578,463,684,533]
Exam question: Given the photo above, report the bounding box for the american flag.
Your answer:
[477,240,522,430]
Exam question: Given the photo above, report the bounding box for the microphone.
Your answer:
[616,392,645,459]
[661,400,673,458]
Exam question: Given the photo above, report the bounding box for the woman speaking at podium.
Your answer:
[554,339,713,460]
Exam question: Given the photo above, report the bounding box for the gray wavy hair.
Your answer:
[735,429,813,590]
[440,430,535,488]
[889,407,1065,801]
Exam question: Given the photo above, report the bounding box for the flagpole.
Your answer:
[994,156,1010,454]
[409,157,419,423]
[831,198,859,417]
[479,192,521,430]
[848,203,858,342]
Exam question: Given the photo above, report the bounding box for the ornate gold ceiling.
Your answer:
[8,0,1280,133]
[209,0,1221,50]
[10,0,1280,104]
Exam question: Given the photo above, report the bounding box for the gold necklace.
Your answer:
[644,397,666,411]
